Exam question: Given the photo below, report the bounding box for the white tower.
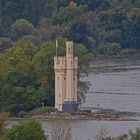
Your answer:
[54,41,78,112]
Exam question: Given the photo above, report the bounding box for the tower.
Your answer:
[54,41,78,112]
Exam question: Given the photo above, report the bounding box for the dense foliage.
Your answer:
[0,0,140,52]
[0,0,140,114]
[5,120,47,140]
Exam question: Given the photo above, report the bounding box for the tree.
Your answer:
[74,0,110,11]
[0,38,13,51]
[52,4,86,25]
[69,1,78,8]
[51,121,72,140]
[0,40,48,114]
[10,19,34,40]
[0,0,140,52]
[6,120,47,140]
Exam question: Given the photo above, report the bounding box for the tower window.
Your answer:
[58,77,59,81]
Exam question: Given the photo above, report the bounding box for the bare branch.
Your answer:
[51,120,72,140]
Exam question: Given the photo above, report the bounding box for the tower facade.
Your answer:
[54,41,78,112]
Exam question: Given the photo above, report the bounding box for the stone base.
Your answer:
[62,101,77,112]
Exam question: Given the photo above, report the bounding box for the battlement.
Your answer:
[54,56,66,70]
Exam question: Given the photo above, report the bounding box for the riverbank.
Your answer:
[30,112,137,121]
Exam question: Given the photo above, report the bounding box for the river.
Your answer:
[7,57,140,140]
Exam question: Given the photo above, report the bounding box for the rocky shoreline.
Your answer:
[31,112,137,121]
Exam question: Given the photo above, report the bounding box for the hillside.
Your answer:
[0,0,140,53]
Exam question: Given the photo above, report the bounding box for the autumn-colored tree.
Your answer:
[69,1,77,8]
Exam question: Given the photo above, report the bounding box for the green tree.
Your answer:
[10,19,34,40]
[6,120,47,140]
[0,40,48,114]
[0,38,13,51]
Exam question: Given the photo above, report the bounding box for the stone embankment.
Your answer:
[32,112,137,121]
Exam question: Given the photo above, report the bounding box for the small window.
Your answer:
[58,77,59,81]
[64,77,65,80]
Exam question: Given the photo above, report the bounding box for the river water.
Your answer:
[7,58,140,140]
[82,58,140,117]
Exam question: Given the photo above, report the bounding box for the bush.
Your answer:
[6,120,47,140]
